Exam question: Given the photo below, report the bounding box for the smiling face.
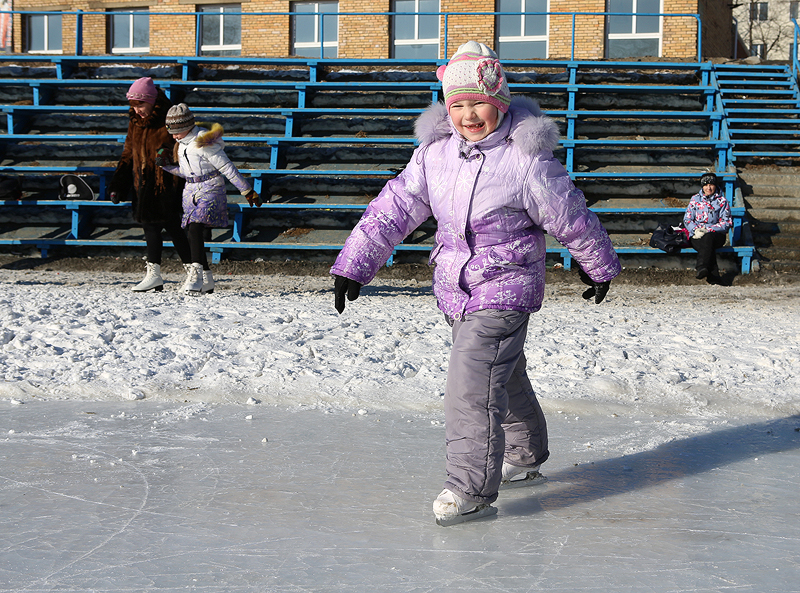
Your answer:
[448,100,499,142]
[702,182,716,196]
[129,100,154,119]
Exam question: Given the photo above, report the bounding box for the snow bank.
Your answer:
[1,269,798,420]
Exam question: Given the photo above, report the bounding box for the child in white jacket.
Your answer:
[159,103,261,295]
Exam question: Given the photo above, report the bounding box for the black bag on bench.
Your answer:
[649,223,690,254]
[59,175,96,200]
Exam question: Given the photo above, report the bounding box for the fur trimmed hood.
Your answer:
[173,123,224,161]
[194,123,224,148]
[414,96,560,155]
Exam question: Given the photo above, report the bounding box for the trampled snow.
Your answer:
[2,269,798,421]
[2,268,799,592]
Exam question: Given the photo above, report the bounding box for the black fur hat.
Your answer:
[700,172,718,188]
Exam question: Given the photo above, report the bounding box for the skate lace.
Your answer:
[144,263,159,280]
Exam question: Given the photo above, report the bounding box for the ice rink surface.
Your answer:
[2,401,799,593]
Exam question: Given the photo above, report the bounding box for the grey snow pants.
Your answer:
[443,309,549,505]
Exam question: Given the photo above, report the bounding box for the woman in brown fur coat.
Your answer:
[109,77,193,292]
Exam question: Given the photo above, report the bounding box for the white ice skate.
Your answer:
[201,269,214,294]
[132,262,163,292]
[433,489,497,527]
[182,263,203,296]
[499,462,548,490]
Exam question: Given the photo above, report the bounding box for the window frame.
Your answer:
[749,2,768,21]
[26,12,62,54]
[291,1,339,58]
[391,0,440,59]
[495,0,549,59]
[199,4,242,56]
[108,9,150,54]
[605,0,663,58]
[750,43,766,58]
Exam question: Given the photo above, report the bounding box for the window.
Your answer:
[606,0,661,59]
[496,0,548,59]
[292,1,338,58]
[750,43,765,58]
[200,4,242,56]
[749,2,768,21]
[790,1,799,20]
[27,12,62,53]
[391,0,439,59]
[108,9,150,54]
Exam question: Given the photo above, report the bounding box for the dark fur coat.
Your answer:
[110,90,184,225]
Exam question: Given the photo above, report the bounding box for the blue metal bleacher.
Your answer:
[0,56,762,272]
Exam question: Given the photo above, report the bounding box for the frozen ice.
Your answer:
[2,402,799,592]
[1,268,799,591]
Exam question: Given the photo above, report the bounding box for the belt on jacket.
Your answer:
[185,171,222,184]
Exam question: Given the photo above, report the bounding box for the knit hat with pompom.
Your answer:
[436,41,511,114]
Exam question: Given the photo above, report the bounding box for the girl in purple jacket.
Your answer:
[330,41,621,526]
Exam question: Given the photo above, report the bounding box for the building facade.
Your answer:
[733,0,800,61]
[8,0,735,60]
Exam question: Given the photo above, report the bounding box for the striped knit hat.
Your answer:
[165,103,196,135]
[436,41,511,114]
[126,77,158,105]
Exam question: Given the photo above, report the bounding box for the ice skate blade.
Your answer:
[435,504,497,527]
[184,290,202,297]
[499,471,548,490]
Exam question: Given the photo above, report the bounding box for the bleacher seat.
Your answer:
[0,56,764,273]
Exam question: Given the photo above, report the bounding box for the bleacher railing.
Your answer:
[2,9,702,62]
[793,18,799,80]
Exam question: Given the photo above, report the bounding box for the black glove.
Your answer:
[334,275,362,314]
[578,267,610,304]
[155,148,172,168]
[109,191,120,204]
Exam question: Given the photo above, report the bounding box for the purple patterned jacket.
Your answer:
[683,190,732,236]
[330,97,621,318]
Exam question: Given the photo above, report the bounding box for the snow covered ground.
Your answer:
[2,268,799,591]
[2,268,798,421]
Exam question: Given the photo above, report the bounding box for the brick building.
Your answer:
[7,0,734,60]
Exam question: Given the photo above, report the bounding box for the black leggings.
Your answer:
[186,222,211,270]
[690,230,727,275]
[142,220,192,265]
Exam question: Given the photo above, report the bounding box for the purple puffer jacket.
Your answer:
[330,97,621,319]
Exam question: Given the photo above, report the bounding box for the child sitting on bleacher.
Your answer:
[329,41,621,526]
[157,103,261,296]
[684,172,732,283]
